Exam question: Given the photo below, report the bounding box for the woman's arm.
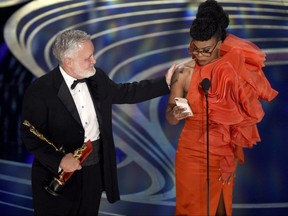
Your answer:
[166,62,194,125]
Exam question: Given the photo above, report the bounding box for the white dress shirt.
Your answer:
[60,66,100,142]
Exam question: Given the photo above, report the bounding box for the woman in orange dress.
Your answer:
[166,1,278,215]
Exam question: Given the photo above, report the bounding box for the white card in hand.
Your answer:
[175,97,193,116]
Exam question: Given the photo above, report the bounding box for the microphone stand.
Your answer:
[204,90,210,216]
[201,78,210,216]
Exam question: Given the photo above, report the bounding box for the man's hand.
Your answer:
[60,153,82,172]
[165,64,178,88]
[166,59,196,88]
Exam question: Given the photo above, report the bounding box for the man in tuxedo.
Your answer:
[21,29,175,215]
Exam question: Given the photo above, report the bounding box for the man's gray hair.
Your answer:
[52,29,91,64]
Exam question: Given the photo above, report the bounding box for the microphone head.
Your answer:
[201,78,211,93]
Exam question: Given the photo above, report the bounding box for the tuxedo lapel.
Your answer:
[58,81,82,126]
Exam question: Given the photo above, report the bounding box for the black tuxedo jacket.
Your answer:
[21,66,170,204]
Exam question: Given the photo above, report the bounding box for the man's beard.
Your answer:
[75,66,96,78]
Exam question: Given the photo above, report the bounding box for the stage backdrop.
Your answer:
[0,0,287,215]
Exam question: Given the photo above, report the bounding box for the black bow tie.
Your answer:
[71,79,86,89]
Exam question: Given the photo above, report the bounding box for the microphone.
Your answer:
[201,78,211,95]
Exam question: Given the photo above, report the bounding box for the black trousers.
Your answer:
[69,163,103,216]
[34,162,103,216]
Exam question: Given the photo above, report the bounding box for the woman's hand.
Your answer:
[172,105,192,121]
[166,103,191,125]
[219,159,238,184]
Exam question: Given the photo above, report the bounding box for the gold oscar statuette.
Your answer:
[23,120,92,196]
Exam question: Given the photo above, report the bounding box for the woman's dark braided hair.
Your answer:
[190,0,229,41]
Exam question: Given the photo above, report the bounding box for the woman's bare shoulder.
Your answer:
[170,59,195,92]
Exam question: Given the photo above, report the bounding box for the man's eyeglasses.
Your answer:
[188,41,219,57]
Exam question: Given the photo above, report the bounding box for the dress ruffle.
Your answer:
[221,34,278,102]
[221,34,278,152]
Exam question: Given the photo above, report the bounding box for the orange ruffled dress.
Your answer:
[175,34,278,216]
